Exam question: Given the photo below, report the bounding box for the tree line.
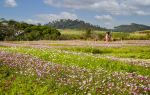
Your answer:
[46,19,108,31]
[0,18,61,41]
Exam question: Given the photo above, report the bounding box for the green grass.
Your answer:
[49,43,67,46]
[0,46,149,76]
[59,29,84,35]
[59,46,150,59]
[0,46,150,94]
[59,29,150,40]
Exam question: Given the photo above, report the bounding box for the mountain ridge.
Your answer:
[113,23,150,32]
[46,19,108,31]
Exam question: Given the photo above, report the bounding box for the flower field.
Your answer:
[0,41,150,95]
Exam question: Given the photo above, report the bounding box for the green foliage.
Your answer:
[85,28,92,38]
[0,19,61,41]
[16,25,61,41]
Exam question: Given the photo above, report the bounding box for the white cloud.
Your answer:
[5,0,17,7]
[91,1,120,13]
[43,0,95,9]
[95,14,114,28]
[37,12,78,22]
[95,15,113,21]
[135,10,150,16]
[43,0,150,16]
[127,0,150,6]
[24,12,78,24]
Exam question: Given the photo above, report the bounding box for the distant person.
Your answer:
[105,32,112,42]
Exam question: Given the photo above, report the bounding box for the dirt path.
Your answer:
[1,40,150,48]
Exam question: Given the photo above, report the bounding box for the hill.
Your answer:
[46,19,107,31]
[114,23,150,32]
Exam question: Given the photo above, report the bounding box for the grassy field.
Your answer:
[60,46,150,59]
[59,29,150,40]
[0,41,150,94]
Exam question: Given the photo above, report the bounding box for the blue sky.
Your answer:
[0,0,150,28]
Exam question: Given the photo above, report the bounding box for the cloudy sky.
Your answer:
[0,0,150,28]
